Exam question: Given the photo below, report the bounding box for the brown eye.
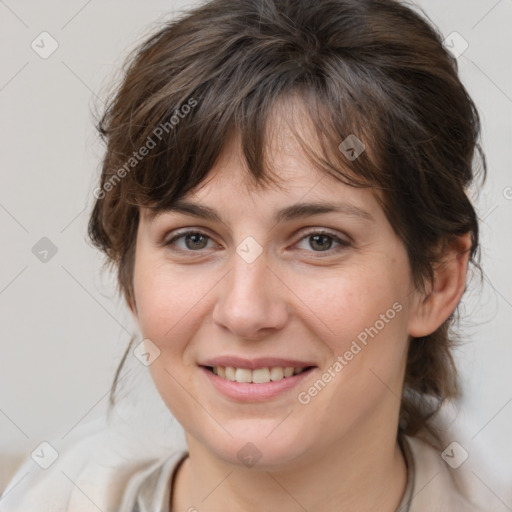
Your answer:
[183,233,209,250]
[295,230,351,255]
[165,230,214,252]
[309,233,334,251]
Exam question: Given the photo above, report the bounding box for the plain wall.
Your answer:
[1,0,511,500]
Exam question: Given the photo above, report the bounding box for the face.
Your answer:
[130,121,423,470]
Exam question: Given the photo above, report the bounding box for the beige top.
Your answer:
[0,419,489,512]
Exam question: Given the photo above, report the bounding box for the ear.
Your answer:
[408,232,472,338]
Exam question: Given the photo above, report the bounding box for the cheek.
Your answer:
[300,263,408,350]
[133,258,209,346]
[294,258,411,404]
[132,256,214,425]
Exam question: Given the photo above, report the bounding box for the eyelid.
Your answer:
[162,226,352,255]
[292,228,352,254]
[161,228,219,249]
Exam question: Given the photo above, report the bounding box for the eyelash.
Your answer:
[163,229,351,257]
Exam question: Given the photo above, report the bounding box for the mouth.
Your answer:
[199,362,317,402]
[202,365,316,384]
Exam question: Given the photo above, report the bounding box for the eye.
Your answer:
[164,230,216,252]
[295,230,351,255]
[163,228,351,256]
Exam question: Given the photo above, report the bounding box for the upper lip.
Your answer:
[199,356,316,370]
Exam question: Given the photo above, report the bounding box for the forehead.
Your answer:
[144,97,385,225]
[190,120,380,206]
[196,141,366,205]
[144,134,382,227]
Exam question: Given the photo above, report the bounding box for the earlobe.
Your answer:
[408,233,472,338]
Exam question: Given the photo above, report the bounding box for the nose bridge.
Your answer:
[212,245,287,338]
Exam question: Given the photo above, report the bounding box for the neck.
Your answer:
[172,417,408,512]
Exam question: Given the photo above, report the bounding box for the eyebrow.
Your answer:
[147,199,374,224]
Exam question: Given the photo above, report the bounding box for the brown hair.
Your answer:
[89,0,485,447]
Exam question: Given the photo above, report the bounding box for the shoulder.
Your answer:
[403,434,486,512]
[0,415,186,512]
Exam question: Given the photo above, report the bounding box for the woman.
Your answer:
[2,0,490,510]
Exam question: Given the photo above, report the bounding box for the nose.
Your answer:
[212,250,289,340]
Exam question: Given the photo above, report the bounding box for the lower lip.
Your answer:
[200,366,316,402]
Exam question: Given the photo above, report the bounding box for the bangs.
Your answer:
[93,0,481,304]
[99,48,396,218]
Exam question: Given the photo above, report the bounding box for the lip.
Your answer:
[199,364,317,402]
[198,356,316,370]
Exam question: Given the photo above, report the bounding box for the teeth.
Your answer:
[284,367,294,377]
[212,365,308,383]
[252,368,270,383]
[235,368,252,383]
[269,367,284,381]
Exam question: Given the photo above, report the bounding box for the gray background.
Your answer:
[1,0,511,502]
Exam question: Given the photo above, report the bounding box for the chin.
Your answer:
[197,419,316,470]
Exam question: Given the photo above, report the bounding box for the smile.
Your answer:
[200,364,317,402]
[206,365,312,383]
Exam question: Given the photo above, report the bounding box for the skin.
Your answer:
[129,106,471,512]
